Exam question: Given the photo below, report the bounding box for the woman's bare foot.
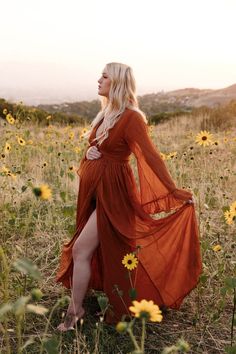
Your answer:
[57,308,85,332]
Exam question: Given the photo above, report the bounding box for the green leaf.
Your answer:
[25,130,30,138]
[68,172,75,181]
[48,146,53,153]
[60,191,66,202]
[0,303,13,319]
[62,206,75,217]
[129,288,137,300]
[225,277,236,289]
[97,295,109,311]
[225,346,236,354]
[199,274,208,284]
[42,337,60,354]
[13,258,41,280]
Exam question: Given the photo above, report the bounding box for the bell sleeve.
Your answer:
[124,111,193,214]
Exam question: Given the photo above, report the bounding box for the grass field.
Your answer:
[0,110,236,353]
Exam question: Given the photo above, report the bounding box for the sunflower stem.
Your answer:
[127,324,141,352]
[141,317,146,353]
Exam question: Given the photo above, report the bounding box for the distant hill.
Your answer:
[38,83,236,118]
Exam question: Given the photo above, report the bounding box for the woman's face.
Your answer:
[98,68,111,98]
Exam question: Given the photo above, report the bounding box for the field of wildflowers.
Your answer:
[0,106,235,353]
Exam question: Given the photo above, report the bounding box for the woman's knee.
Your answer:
[72,242,88,262]
[72,210,99,262]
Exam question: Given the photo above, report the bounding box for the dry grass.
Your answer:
[0,112,236,353]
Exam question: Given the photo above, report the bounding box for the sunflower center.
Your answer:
[139,311,150,320]
[127,260,133,264]
[202,136,207,140]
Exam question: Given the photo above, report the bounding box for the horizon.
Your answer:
[0,0,236,105]
[1,81,236,106]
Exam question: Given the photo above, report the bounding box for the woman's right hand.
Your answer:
[86,145,102,160]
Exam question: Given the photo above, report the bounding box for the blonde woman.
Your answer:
[56,62,201,331]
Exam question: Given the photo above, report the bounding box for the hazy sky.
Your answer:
[0,0,236,104]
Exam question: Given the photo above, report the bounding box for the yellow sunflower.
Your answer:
[195,130,213,146]
[68,132,75,140]
[224,210,234,225]
[33,184,52,200]
[6,113,15,125]
[81,128,88,134]
[212,245,222,252]
[229,201,236,216]
[122,253,138,270]
[167,151,177,159]
[160,152,166,160]
[129,299,163,322]
[4,142,11,153]
[3,108,8,115]
[17,137,26,146]
[74,147,81,154]
[1,166,10,174]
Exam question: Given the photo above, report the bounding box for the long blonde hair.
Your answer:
[85,62,147,146]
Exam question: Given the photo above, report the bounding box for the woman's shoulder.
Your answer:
[123,108,147,125]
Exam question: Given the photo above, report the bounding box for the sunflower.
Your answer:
[229,201,236,216]
[33,184,52,200]
[74,147,81,154]
[167,151,177,159]
[160,152,166,160]
[129,299,163,322]
[68,132,75,140]
[4,142,11,153]
[17,137,26,146]
[68,166,75,172]
[1,166,10,174]
[122,253,138,271]
[6,113,15,125]
[8,172,17,180]
[81,128,88,134]
[212,245,222,252]
[195,130,213,146]
[224,210,234,225]
[3,108,8,115]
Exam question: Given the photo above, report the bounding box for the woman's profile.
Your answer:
[56,62,202,331]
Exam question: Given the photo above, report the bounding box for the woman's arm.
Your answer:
[124,111,192,203]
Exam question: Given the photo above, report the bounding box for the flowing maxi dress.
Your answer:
[56,108,202,324]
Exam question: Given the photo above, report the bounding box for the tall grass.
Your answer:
[0,110,235,353]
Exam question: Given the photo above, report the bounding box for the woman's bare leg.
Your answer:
[57,208,99,331]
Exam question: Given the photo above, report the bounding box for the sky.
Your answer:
[0,0,236,104]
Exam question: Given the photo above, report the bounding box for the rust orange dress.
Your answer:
[56,108,202,323]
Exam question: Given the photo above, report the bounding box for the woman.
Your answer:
[56,62,201,331]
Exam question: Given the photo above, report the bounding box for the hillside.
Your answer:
[37,83,236,118]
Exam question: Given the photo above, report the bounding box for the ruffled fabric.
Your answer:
[56,108,202,323]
